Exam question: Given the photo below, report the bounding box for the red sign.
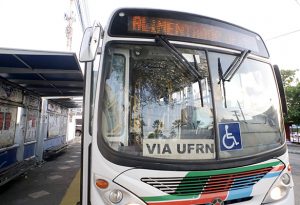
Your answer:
[4,113,11,130]
[0,112,3,130]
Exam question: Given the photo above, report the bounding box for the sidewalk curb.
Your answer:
[288,150,300,154]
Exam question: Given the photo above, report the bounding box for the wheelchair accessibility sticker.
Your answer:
[218,122,242,151]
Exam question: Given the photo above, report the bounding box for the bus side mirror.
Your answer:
[273,65,288,116]
[79,22,103,62]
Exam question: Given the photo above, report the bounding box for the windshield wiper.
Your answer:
[155,36,203,79]
[222,49,251,81]
[155,35,204,107]
[218,50,251,108]
[193,55,204,107]
[218,58,227,108]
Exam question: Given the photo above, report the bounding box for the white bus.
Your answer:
[79,8,294,205]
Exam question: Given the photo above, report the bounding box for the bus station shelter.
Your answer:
[0,47,83,186]
[0,47,83,98]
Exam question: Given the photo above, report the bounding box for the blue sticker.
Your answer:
[219,122,242,151]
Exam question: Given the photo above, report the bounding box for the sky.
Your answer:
[0,0,82,52]
[87,0,300,71]
[0,0,299,74]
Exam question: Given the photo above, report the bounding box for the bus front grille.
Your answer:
[141,167,273,195]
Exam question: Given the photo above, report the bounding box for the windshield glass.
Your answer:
[100,43,284,161]
[209,52,284,158]
[101,43,215,160]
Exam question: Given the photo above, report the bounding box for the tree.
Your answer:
[280,69,298,87]
[172,120,181,133]
[285,84,300,124]
[150,120,163,138]
[280,69,300,124]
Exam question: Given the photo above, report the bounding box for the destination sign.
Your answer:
[143,139,215,159]
[128,16,259,52]
[109,9,269,57]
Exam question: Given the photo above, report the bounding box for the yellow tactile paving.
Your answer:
[60,170,81,205]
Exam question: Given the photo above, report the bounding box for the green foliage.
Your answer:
[281,69,300,124]
[280,69,298,87]
[150,120,163,138]
[285,84,300,123]
[147,133,156,139]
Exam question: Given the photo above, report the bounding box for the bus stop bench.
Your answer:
[43,143,68,159]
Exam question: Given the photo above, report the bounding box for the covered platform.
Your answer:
[0,47,83,98]
[0,48,84,188]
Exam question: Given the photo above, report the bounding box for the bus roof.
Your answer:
[108,8,269,58]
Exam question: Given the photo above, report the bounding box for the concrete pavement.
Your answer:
[287,141,300,154]
[0,140,81,205]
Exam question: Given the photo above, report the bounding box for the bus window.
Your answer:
[101,44,214,159]
[102,53,126,149]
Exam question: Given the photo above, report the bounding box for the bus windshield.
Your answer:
[209,52,284,159]
[100,42,284,161]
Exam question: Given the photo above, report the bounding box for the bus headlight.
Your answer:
[109,189,123,203]
[262,173,292,203]
[95,177,146,205]
[281,173,291,185]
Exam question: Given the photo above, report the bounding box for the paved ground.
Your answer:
[0,140,81,205]
[290,153,300,205]
[288,142,300,205]
[288,141,300,153]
